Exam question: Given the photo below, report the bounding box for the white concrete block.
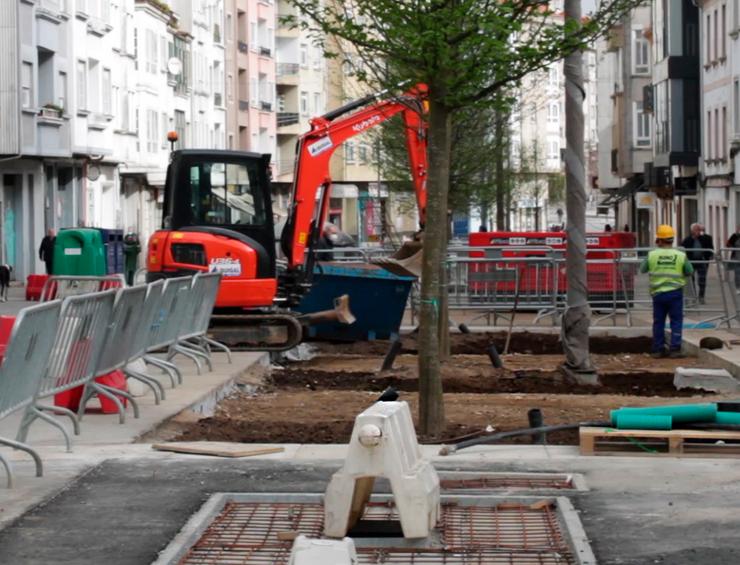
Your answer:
[324,401,440,539]
[674,367,740,393]
[288,535,357,565]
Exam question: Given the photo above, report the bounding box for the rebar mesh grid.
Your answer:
[440,476,574,491]
[179,500,575,565]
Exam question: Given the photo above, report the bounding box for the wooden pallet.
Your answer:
[580,427,740,458]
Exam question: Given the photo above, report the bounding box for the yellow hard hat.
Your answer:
[656,224,675,239]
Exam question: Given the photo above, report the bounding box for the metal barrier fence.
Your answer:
[40,274,126,301]
[403,246,740,329]
[0,301,62,487]
[1,273,230,486]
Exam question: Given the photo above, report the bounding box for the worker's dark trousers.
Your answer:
[44,260,53,275]
[652,289,683,353]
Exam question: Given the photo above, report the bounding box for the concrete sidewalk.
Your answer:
[0,350,267,531]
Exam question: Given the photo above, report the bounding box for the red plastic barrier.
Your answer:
[54,370,128,414]
[467,231,637,302]
[0,315,16,359]
[26,274,50,301]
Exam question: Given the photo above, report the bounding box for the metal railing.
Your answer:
[277,62,299,77]
[277,112,299,126]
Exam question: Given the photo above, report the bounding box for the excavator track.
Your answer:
[208,313,304,352]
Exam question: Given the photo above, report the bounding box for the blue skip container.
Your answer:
[296,262,414,341]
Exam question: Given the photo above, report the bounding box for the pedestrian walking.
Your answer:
[641,224,694,359]
[727,226,740,288]
[38,228,56,275]
[680,223,714,303]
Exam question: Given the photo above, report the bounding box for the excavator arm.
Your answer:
[280,83,429,274]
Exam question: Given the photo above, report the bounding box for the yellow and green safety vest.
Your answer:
[644,248,692,295]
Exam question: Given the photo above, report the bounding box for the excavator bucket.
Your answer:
[371,241,424,279]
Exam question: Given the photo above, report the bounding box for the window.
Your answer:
[313,92,321,114]
[707,110,713,159]
[76,60,87,110]
[722,4,727,59]
[548,67,557,87]
[714,9,719,62]
[175,109,186,148]
[88,58,100,112]
[345,141,356,164]
[102,68,111,114]
[121,90,130,130]
[249,77,258,107]
[634,101,651,147]
[146,109,158,153]
[547,102,559,122]
[21,62,32,108]
[735,79,740,134]
[250,21,257,49]
[227,74,232,100]
[707,14,712,64]
[300,91,308,115]
[722,106,728,159]
[187,161,266,226]
[300,43,308,67]
[161,113,169,149]
[548,139,560,159]
[160,36,167,72]
[146,29,157,74]
[359,144,368,163]
[632,29,650,74]
[715,108,720,160]
[58,71,67,110]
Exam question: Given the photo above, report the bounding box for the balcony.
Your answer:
[239,100,249,111]
[276,63,299,86]
[277,112,298,126]
[238,41,248,53]
[277,112,301,135]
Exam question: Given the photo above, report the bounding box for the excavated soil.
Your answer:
[313,332,655,356]
[172,332,731,445]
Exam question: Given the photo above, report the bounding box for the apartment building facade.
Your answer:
[596,6,656,245]
[0,0,228,279]
[224,0,276,157]
[509,49,599,232]
[700,0,738,247]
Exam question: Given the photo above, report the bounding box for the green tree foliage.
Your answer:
[286,0,645,436]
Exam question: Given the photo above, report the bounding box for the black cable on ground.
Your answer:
[439,421,611,455]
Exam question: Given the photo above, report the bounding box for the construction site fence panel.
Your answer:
[403,246,740,329]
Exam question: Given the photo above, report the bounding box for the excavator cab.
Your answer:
[148,150,279,309]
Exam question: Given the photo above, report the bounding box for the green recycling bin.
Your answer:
[53,228,107,276]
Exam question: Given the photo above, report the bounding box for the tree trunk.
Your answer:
[494,112,506,230]
[418,96,450,437]
[562,0,596,382]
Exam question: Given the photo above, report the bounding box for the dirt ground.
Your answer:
[172,333,731,446]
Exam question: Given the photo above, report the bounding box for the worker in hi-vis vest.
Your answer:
[640,224,694,359]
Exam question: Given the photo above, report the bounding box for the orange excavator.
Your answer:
[146,83,428,350]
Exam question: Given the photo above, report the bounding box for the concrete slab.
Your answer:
[682,329,740,379]
[674,366,740,393]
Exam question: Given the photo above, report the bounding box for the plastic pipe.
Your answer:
[615,413,672,430]
[610,403,717,425]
